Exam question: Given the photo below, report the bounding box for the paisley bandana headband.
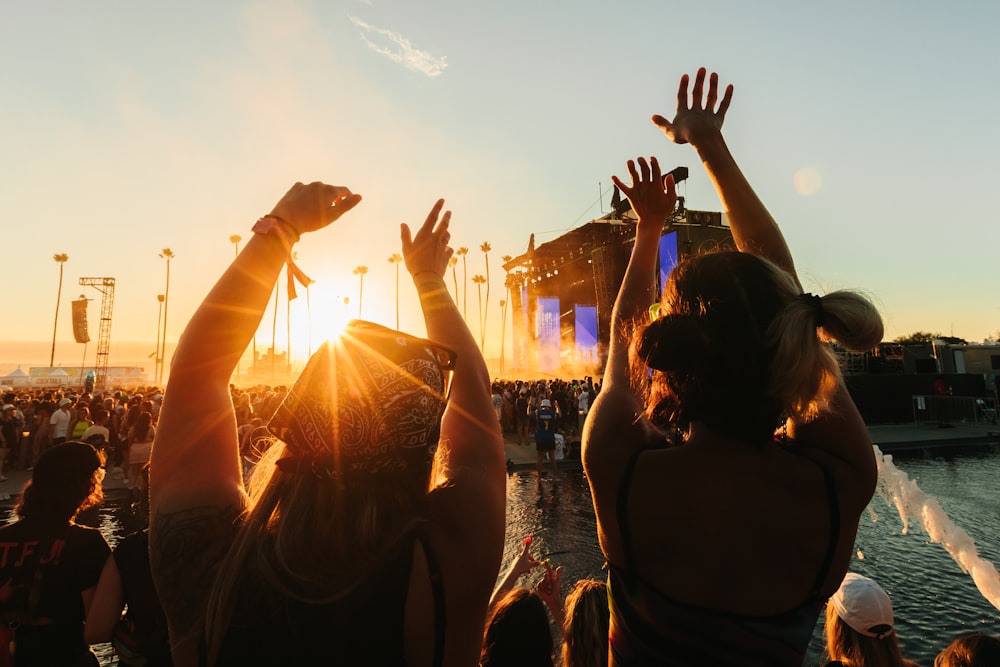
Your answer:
[268,320,456,479]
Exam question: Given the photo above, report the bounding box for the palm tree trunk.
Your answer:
[358,276,364,318]
[271,281,279,379]
[483,254,490,350]
[50,263,64,366]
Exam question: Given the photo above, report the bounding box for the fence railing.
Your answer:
[911,395,998,425]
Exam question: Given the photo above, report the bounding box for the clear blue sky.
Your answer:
[3,0,999,370]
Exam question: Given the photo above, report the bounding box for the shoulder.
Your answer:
[68,523,112,550]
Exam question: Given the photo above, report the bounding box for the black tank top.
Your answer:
[214,531,445,666]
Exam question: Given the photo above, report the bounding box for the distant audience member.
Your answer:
[823,573,918,667]
[535,398,558,477]
[49,397,73,446]
[935,633,1000,667]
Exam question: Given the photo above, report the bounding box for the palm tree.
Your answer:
[154,294,165,383]
[353,265,368,318]
[231,233,253,374]
[158,249,175,384]
[229,234,242,258]
[388,254,403,330]
[472,274,487,351]
[499,299,507,375]
[456,247,469,320]
[50,253,69,366]
[480,242,492,350]
[449,257,459,302]
[501,255,512,375]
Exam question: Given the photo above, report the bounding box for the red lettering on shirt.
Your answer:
[39,539,65,566]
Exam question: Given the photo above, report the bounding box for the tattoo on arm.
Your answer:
[150,505,240,638]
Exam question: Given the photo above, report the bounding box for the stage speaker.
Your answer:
[72,298,90,344]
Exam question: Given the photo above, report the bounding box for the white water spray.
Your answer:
[873,445,1000,612]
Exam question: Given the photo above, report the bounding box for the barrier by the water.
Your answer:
[872,444,1000,611]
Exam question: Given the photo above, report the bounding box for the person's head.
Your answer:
[562,579,609,667]
[206,321,455,658]
[16,441,105,523]
[481,588,554,667]
[58,397,72,412]
[825,573,915,667]
[935,633,1000,667]
[632,251,882,441]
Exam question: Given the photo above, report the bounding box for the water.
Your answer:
[500,450,1000,667]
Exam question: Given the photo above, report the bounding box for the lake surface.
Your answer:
[500,449,1000,667]
[10,446,998,666]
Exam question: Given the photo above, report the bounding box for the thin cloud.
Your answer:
[350,16,447,78]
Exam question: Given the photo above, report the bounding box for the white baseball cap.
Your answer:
[540,399,552,407]
[830,573,894,639]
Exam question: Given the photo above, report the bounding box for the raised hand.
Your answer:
[268,181,362,236]
[401,199,454,279]
[611,157,677,227]
[652,67,733,146]
[535,562,564,624]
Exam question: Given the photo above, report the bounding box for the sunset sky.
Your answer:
[3,1,999,377]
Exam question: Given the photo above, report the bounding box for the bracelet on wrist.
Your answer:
[252,215,301,249]
[252,215,313,299]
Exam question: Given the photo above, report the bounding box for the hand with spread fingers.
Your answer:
[268,181,363,236]
[652,67,733,147]
[611,156,677,230]
[401,198,454,279]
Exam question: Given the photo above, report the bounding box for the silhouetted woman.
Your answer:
[584,69,884,666]
[149,185,505,667]
[0,442,110,666]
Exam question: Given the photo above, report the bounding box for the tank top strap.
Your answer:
[415,531,446,667]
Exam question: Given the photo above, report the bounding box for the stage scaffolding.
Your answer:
[79,277,116,390]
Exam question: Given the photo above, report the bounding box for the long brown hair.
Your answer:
[824,602,918,667]
[562,579,609,667]
[631,251,883,441]
[204,438,432,665]
[481,588,554,667]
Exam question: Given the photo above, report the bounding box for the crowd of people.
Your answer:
[2,67,999,666]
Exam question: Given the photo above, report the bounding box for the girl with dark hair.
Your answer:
[149,185,505,667]
[0,441,110,666]
[583,69,884,666]
[481,588,555,667]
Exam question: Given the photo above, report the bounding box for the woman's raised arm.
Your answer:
[583,158,676,466]
[653,68,799,286]
[401,199,504,501]
[149,182,360,664]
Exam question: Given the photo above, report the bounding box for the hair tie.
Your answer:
[800,292,825,328]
